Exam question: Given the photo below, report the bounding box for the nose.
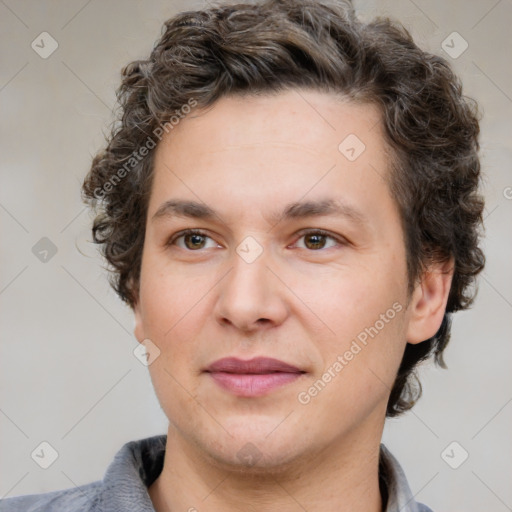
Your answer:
[213,246,289,332]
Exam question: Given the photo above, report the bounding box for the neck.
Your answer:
[149,418,385,512]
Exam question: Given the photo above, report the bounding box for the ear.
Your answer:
[132,291,145,344]
[406,258,454,344]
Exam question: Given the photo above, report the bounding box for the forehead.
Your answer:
[155,89,384,162]
[148,89,394,225]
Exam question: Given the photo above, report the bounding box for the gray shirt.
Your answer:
[0,435,433,511]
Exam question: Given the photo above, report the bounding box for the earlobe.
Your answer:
[406,258,454,345]
[133,296,145,344]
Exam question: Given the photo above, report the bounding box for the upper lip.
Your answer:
[205,357,304,374]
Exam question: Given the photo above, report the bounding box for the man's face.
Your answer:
[134,89,414,469]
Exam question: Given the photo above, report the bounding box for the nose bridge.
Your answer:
[230,247,270,298]
[215,240,288,330]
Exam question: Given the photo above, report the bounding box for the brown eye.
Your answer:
[303,233,327,250]
[183,232,207,250]
[168,229,218,250]
[295,230,342,251]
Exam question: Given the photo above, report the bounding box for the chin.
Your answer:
[199,423,307,473]
[206,444,304,475]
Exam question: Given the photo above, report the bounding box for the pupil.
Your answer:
[186,234,205,249]
[306,234,325,249]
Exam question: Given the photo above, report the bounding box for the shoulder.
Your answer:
[0,434,166,512]
[0,480,103,512]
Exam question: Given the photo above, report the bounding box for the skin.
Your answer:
[133,88,453,512]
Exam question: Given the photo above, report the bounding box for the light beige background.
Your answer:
[1,0,511,510]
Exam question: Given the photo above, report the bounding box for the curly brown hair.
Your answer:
[81,0,485,417]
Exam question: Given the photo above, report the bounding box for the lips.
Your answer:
[205,357,304,374]
[204,357,305,397]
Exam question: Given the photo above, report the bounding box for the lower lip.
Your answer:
[207,372,303,397]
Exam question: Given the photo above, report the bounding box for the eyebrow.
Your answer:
[152,198,368,227]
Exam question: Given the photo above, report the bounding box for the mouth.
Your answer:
[204,357,306,397]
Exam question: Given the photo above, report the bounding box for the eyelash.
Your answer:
[167,228,347,251]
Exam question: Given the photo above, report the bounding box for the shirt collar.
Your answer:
[100,435,166,512]
[379,443,431,512]
[100,435,428,512]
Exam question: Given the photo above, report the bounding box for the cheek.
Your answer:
[147,356,205,437]
[138,259,214,340]
[138,260,214,390]
[295,263,404,337]
[140,269,206,410]
[302,303,407,424]
[291,258,408,396]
